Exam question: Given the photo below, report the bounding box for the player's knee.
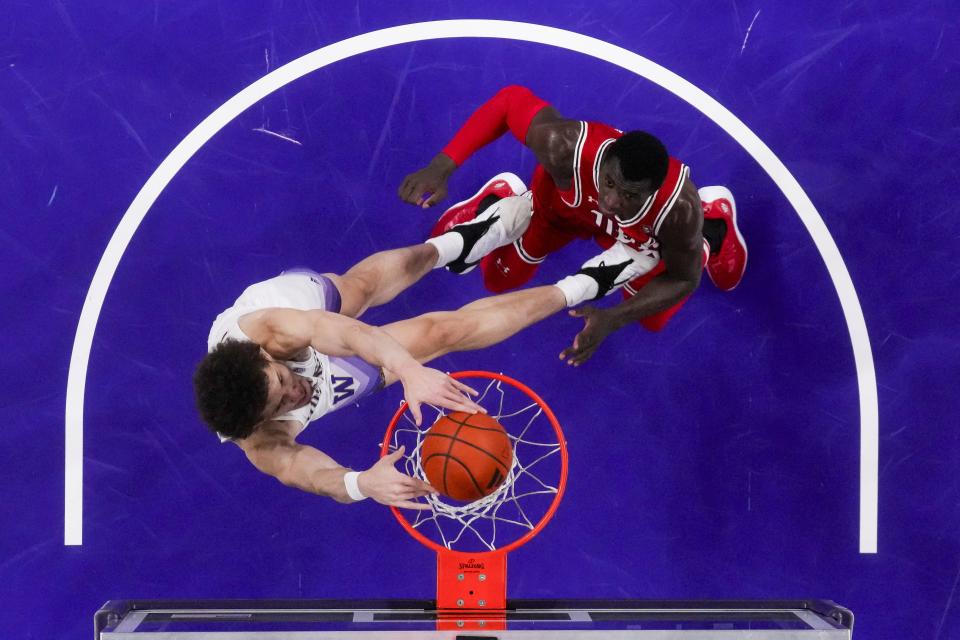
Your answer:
[353,273,379,300]
[338,272,377,315]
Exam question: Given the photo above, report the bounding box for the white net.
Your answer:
[387,375,565,553]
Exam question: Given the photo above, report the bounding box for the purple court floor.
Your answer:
[2,2,958,639]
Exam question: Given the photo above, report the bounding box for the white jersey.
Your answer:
[207,271,383,440]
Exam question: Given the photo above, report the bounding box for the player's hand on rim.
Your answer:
[396,363,485,425]
[559,305,616,366]
[359,446,436,510]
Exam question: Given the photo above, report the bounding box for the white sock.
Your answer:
[425,205,506,269]
[429,197,532,269]
[425,234,464,269]
[554,273,599,308]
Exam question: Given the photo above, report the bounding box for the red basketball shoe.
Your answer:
[699,186,747,291]
[430,172,527,238]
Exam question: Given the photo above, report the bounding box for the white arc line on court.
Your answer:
[65,19,878,553]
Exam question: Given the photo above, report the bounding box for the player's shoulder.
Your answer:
[234,309,274,345]
[676,170,699,210]
[208,306,251,351]
[659,175,703,246]
[527,111,580,153]
[237,307,318,352]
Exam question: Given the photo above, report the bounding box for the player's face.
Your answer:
[261,360,313,421]
[597,156,655,220]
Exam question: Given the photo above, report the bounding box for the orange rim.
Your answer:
[381,370,568,556]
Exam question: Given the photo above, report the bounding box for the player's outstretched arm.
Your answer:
[241,308,483,423]
[238,423,354,502]
[239,425,432,509]
[560,193,704,366]
[398,85,571,207]
[604,191,704,322]
[322,315,484,424]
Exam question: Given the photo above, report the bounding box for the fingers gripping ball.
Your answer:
[420,412,513,502]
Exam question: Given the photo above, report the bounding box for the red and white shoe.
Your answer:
[699,186,747,291]
[430,172,528,238]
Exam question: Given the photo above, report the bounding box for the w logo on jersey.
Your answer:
[331,375,356,403]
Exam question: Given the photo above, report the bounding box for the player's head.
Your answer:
[194,340,315,439]
[597,131,669,219]
[193,340,270,439]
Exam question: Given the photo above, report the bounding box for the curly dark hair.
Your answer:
[605,130,669,189]
[193,339,270,440]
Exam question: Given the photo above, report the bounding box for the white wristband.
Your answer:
[343,471,367,501]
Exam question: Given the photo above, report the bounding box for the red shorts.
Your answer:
[479,166,701,332]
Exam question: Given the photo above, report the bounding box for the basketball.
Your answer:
[420,412,513,502]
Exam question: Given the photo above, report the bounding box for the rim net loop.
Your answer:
[382,371,568,554]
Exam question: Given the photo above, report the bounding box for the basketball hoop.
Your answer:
[381,371,568,627]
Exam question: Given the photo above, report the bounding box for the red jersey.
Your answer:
[529,121,690,253]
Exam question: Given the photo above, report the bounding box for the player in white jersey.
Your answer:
[194,194,646,509]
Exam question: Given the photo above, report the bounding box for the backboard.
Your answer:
[95,598,853,638]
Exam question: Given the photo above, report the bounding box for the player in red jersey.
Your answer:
[399,86,747,365]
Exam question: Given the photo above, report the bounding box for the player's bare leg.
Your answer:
[380,245,640,374]
[381,285,567,369]
[325,244,438,319]
[329,195,533,319]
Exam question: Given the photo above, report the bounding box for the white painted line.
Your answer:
[741,10,762,56]
[252,127,303,146]
[65,20,878,553]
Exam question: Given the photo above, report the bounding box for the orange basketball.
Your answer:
[421,412,513,502]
